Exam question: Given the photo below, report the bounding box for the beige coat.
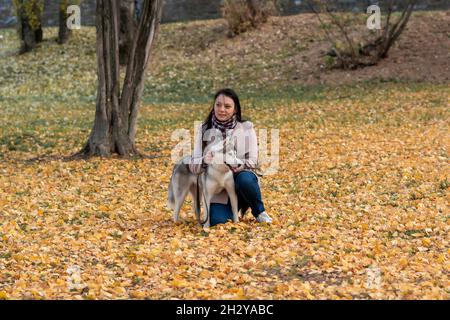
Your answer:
[189,121,260,204]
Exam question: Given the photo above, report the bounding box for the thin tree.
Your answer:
[58,0,82,44]
[76,0,163,157]
[361,0,417,59]
[14,0,44,54]
[309,0,418,69]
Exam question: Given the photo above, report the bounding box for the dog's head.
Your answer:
[208,135,243,168]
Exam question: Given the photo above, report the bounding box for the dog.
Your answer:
[167,135,243,228]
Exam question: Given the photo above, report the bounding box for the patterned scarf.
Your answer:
[211,112,237,139]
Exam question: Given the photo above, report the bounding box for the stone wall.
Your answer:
[0,0,449,28]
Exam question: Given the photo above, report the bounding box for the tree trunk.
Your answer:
[15,0,44,54]
[360,0,417,60]
[119,0,137,65]
[79,0,163,158]
[378,0,417,59]
[312,0,417,69]
[58,1,71,45]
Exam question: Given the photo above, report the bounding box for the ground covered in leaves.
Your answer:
[0,13,449,299]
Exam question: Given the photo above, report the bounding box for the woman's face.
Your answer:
[214,94,235,122]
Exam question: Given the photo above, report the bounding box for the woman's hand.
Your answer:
[231,164,244,173]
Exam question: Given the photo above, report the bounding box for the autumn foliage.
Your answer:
[0,12,448,300]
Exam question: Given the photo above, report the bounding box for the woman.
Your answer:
[189,88,273,226]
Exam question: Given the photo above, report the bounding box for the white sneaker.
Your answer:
[256,212,273,223]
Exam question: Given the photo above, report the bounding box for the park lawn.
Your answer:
[0,80,448,299]
[0,15,449,299]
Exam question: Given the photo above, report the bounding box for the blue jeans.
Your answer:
[209,171,266,227]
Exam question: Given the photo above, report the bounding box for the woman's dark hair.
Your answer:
[201,88,246,151]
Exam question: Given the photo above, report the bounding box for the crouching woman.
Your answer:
[189,88,272,226]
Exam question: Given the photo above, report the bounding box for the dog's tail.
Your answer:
[167,175,175,210]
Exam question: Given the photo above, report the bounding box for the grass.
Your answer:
[0,80,447,156]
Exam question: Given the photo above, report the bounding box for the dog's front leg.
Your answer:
[201,177,212,229]
[225,180,239,223]
[202,197,211,229]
